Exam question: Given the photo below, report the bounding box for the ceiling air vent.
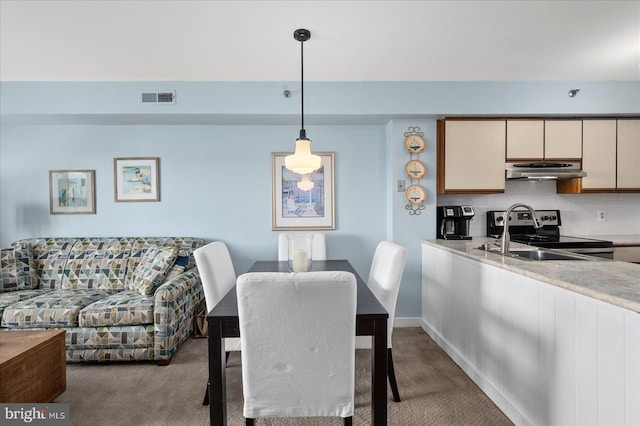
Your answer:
[140,91,176,104]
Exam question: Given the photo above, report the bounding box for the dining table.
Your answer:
[207,259,389,425]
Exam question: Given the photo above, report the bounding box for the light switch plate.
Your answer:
[397,180,405,192]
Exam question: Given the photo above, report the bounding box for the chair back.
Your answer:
[368,241,408,348]
[237,271,356,419]
[278,232,327,261]
[193,241,236,313]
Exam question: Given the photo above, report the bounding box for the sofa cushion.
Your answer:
[62,238,131,291]
[130,245,178,296]
[79,290,154,327]
[1,243,39,292]
[0,289,52,320]
[24,238,77,290]
[125,237,203,289]
[1,289,112,328]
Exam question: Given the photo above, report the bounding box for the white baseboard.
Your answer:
[393,317,421,327]
[420,318,531,426]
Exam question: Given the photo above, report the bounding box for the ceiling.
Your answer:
[1,0,639,82]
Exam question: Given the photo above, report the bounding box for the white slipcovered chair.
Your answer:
[356,240,408,402]
[277,232,327,261]
[193,241,240,406]
[237,271,357,425]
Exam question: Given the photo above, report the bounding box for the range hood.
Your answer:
[506,161,586,180]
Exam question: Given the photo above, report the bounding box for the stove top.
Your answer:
[486,209,613,250]
[511,234,614,249]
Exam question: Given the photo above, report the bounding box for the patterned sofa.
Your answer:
[0,237,204,365]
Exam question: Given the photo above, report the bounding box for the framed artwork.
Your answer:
[272,152,335,230]
[114,157,160,202]
[49,170,96,215]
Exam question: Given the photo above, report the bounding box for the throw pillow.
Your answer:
[163,249,190,282]
[0,244,39,292]
[131,244,179,296]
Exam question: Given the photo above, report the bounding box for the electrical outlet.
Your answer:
[597,210,607,222]
[397,180,405,192]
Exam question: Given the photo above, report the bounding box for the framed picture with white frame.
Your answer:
[272,152,335,230]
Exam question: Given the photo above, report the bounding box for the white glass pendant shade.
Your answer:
[297,174,315,191]
[284,139,321,175]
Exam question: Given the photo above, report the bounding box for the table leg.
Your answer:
[371,318,388,425]
[208,319,227,426]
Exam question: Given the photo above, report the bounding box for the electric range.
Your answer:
[486,209,614,259]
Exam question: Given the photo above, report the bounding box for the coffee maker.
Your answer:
[437,205,474,240]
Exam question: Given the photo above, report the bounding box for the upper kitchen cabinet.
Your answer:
[506,119,582,160]
[581,119,617,190]
[617,119,640,189]
[557,118,640,193]
[543,120,582,159]
[437,119,506,194]
[506,120,544,159]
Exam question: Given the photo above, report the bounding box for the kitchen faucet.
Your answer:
[500,203,541,255]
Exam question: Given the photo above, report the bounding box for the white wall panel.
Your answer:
[537,283,557,425]
[422,243,640,426]
[625,313,640,425]
[574,299,598,425]
[597,304,626,425]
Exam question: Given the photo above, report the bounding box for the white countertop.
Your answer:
[422,237,640,314]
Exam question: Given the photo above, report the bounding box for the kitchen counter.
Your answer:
[421,238,640,425]
[577,234,640,246]
[422,237,640,313]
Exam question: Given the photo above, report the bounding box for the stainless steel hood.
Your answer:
[506,161,586,180]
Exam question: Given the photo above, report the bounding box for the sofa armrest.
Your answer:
[153,267,203,361]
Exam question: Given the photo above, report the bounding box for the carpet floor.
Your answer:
[55,327,512,425]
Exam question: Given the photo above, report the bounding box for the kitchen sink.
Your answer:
[507,249,598,261]
[476,244,601,261]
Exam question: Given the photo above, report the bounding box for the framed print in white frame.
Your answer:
[114,157,160,202]
[49,170,96,215]
[272,152,335,230]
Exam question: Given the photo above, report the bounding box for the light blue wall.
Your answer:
[2,81,638,118]
[0,123,390,281]
[1,80,638,319]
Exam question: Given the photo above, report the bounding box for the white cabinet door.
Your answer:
[443,120,506,192]
[506,120,544,160]
[617,119,640,189]
[544,120,582,159]
[582,120,617,189]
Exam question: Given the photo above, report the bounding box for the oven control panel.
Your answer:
[487,210,561,228]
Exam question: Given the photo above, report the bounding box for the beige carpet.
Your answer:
[55,328,512,425]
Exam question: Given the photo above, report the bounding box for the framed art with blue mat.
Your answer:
[114,157,160,202]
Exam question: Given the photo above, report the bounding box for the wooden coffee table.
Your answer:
[0,329,66,402]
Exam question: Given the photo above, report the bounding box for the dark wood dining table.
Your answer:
[207,259,389,425]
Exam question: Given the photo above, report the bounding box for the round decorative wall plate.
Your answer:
[405,160,426,179]
[404,134,426,153]
[405,184,426,204]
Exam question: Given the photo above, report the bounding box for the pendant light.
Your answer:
[284,29,321,175]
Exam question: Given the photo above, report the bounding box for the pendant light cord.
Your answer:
[293,29,310,141]
[300,37,305,136]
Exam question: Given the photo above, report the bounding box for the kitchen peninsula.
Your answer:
[421,238,640,426]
